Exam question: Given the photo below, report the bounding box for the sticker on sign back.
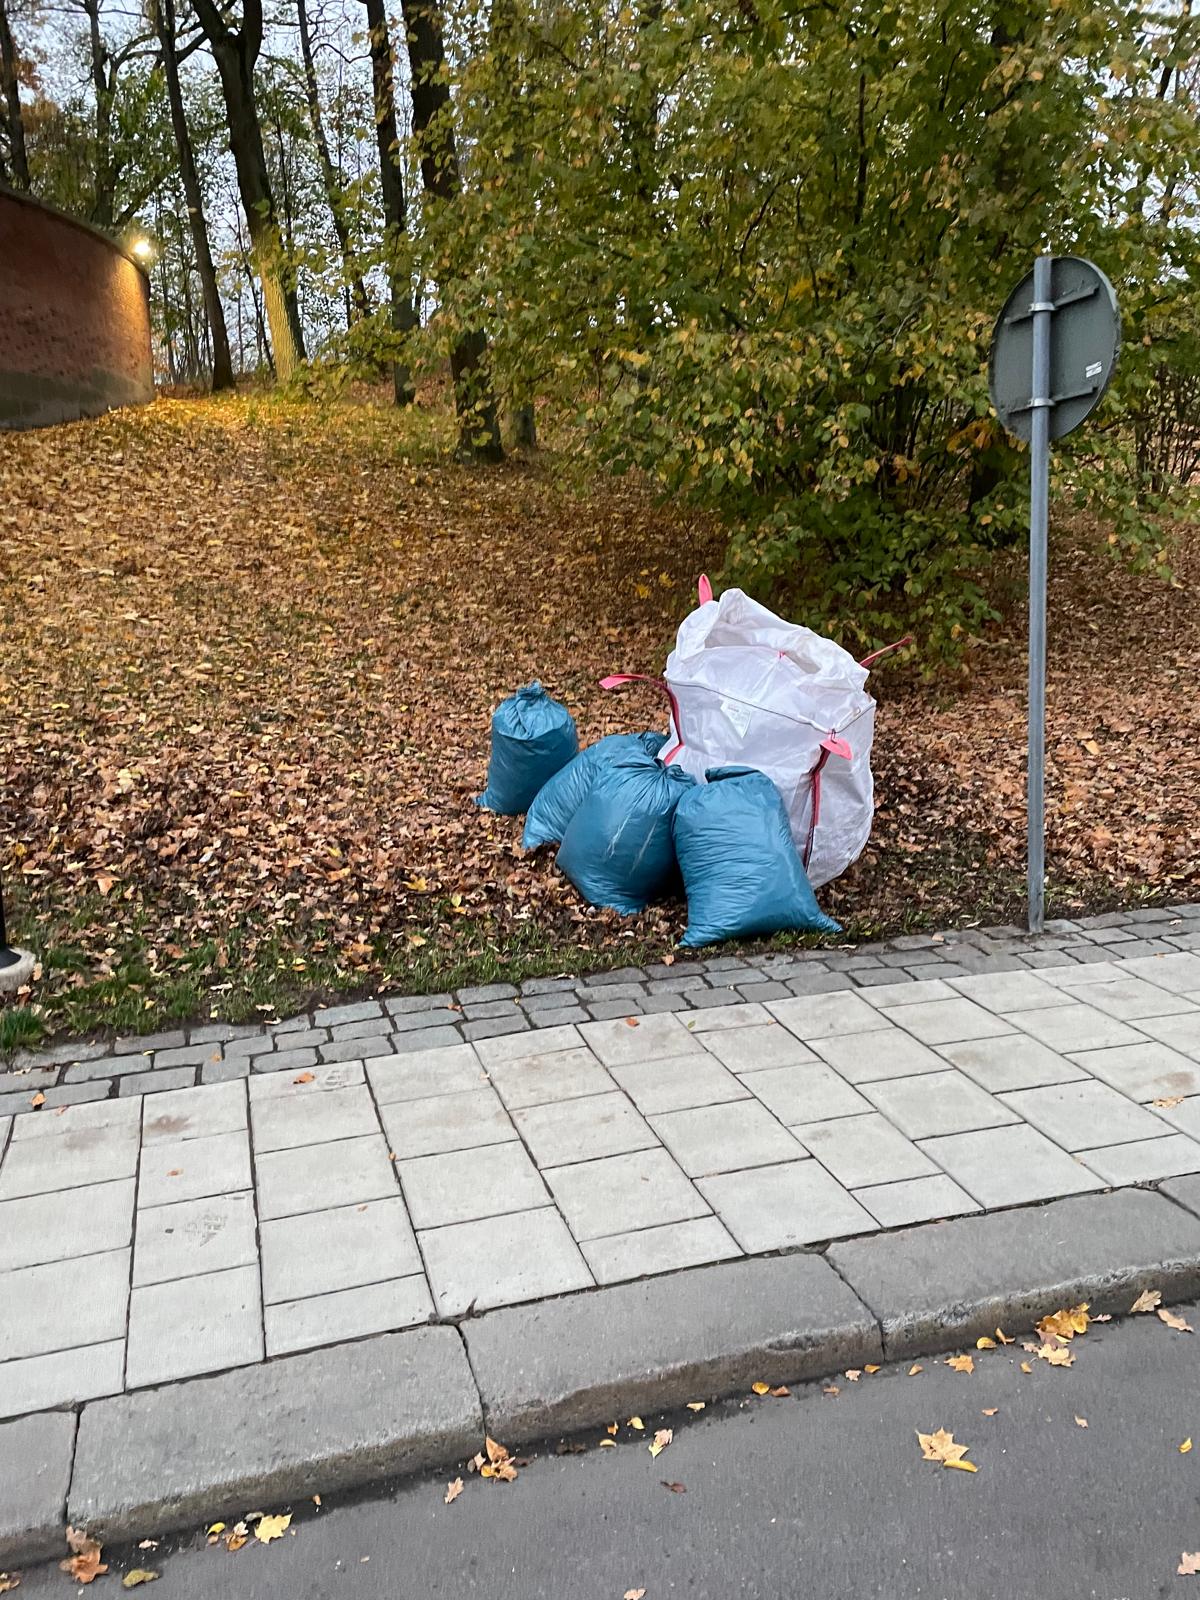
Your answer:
[720,698,752,738]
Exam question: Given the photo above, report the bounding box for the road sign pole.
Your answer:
[1026,253,1053,936]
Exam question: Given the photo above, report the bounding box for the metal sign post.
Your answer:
[988,255,1120,935]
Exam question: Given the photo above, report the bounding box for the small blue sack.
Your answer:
[475,682,578,816]
[673,767,841,948]
[523,731,666,850]
[557,750,695,915]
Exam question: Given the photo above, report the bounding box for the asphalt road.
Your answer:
[18,1302,1200,1600]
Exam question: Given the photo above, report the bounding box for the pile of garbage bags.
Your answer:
[474,584,904,946]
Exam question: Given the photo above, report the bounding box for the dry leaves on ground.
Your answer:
[121,1570,160,1588]
[445,1478,464,1505]
[254,1514,291,1543]
[1181,1554,1200,1576]
[624,1589,647,1599]
[648,1430,672,1459]
[1132,1289,1162,1314]
[1035,1344,1075,1368]
[60,1529,106,1585]
[0,1576,19,1593]
[1036,1303,1090,1343]
[917,1429,978,1472]
[1075,1416,1088,1428]
[946,1355,975,1374]
[1159,1308,1194,1334]
[1182,1439,1193,1454]
[478,1437,519,1482]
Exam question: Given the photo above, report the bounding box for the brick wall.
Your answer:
[0,187,153,430]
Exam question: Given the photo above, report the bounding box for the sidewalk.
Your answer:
[5,917,1200,1559]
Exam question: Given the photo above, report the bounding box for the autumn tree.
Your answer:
[363,0,415,404]
[0,0,29,187]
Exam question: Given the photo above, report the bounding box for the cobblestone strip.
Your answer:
[3,904,1199,1120]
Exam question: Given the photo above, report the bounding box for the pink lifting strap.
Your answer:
[859,634,913,670]
[697,574,714,605]
[599,673,686,763]
[803,735,852,869]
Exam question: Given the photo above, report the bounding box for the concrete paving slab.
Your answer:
[1120,952,1200,993]
[700,1024,817,1073]
[999,1080,1170,1152]
[126,1263,263,1387]
[766,992,882,1041]
[811,1029,949,1084]
[862,1070,1018,1139]
[419,1207,592,1317]
[650,1100,806,1177]
[133,1192,258,1285]
[513,1091,656,1166]
[937,1034,1087,1093]
[581,1012,704,1066]
[791,1113,938,1188]
[698,1160,877,1252]
[0,1341,124,1423]
[367,1044,487,1104]
[249,1060,363,1097]
[609,1052,749,1115]
[580,1216,741,1286]
[265,1276,435,1356]
[10,1096,139,1142]
[946,971,1072,1013]
[739,1061,872,1123]
[1014,1004,1146,1053]
[380,1088,516,1160]
[857,978,957,1008]
[1078,1133,1200,1185]
[1136,1011,1200,1062]
[261,1197,421,1302]
[828,1188,1200,1358]
[0,1177,134,1273]
[882,997,1015,1046]
[1,1249,130,1361]
[916,1124,1104,1209]
[0,1120,139,1199]
[138,1129,251,1207]
[484,1046,614,1109]
[256,1133,399,1220]
[1070,1041,1200,1102]
[465,1253,881,1443]
[474,1025,583,1065]
[397,1142,549,1229]
[853,1173,980,1228]
[545,1148,709,1240]
[68,1326,482,1542]
[1159,1097,1200,1139]
[141,1079,246,1144]
[0,1411,76,1564]
[1082,978,1198,1021]
[250,1084,379,1152]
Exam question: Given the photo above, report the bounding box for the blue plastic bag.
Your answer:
[475,682,578,816]
[673,767,841,948]
[557,751,695,915]
[523,731,666,850]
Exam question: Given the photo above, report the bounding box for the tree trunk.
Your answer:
[296,0,370,320]
[364,0,416,404]
[152,0,234,390]
[398,0,502,459]
[83,0,116,227]
[512,403,536,448]
[192,0,306,380]
[0,0,29,189]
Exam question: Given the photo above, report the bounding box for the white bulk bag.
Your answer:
[606,581,904,889]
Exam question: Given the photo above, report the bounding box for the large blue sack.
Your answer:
[673,767,841,948]
[475,682,578,816]
[523,731,666,851]
[557,751,695,915]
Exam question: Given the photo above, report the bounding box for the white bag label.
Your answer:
[720,697,752,738]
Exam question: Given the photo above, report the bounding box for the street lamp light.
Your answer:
[130,236,156,263]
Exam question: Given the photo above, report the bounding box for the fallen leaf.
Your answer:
[1036,1303,1090,1343]
[1093,1313,1112,1322]
[648,1429,672,1458]
[1131,1288,1162,1314]
[995,1328,1014,1345]
[750,1383,770,1396]
[122,1571,160,1588]
[917,1428,972,1467]
[975,1337,996,1350]
[1182,1439,1194,1454]
[908,1364,923,1377]
[1036,1343,1075,1367]
[30,1092,44,1108]
[1153,1096,1185,1108]
[60,1531,107,1585]
[1159,1307,1194,1333]
[485,1436,508,1463]
[292,1071,315,1084]
[312,1496,321,1507]
[1082,738,1101,756]
[947,1355,974,1374]
[136,1541,158,1551]
[624,1590,647,1599]
[685,1402,705,1412]
[628,1416,645,1429]
[864,1365,880,1375]
[599,1439,616,1449]
[1075,1416,1088,1428]
[769,1386,791,1397]
[224,1522,248,1552]
[467,1452,485,1472]
[844,1369,862,1381]
[1181,1553,1200,1576]
[606,1423,618,1435]
[254,1514,291,1544]
[206,1523,225,1537]
[943,1459,979,1473]
[1020,1362,1033,1374]
[823,1385,840,1397]
[623,1017,640,1028]
[982,1408,999,1417]
[661,1481,686,1493]
[445,1478,464,1504]
[0,1577,20,1594]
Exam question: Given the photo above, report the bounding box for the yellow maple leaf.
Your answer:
[751,1383,770,1396]
[1036,1343,1075,1367]
[947,1354,974,1374]
[917,1428,971,1466]
[254,1514,291,1544]
[1035,1302,1090,1343]
[648,1429,672,1458]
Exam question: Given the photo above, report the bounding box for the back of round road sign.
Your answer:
[989,256,1120,442]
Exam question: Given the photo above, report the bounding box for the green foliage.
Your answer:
[442,0,1200,659]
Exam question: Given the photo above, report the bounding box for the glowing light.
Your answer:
[130,236,156,262]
